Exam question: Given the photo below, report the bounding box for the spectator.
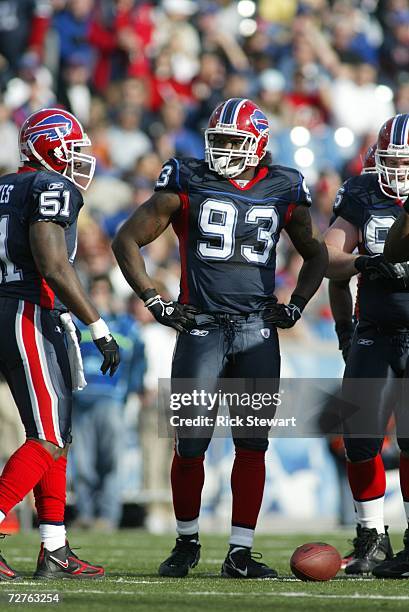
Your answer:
[0,0,51,80]
[129,282,175,533]
[0,101,19,172]
[71,275,145,531]
[106,105,152,174]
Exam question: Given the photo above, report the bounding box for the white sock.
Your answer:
[403,501,409,524]
[0,511,5,524]
[230,526,254,548]
[354,498,385,533]
[176,519,199,537]
[39,524,66,552]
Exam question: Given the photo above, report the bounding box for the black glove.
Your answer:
[263,295,307,329]
[93,334,120,377]
[335,320,354,363]
[354,254,408,281]
[141,289,198,333]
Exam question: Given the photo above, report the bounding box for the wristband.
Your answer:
[141,288,158,304]
[335,320,354,336]
[289,294,308,312]
[354,256,367,272]
[88,318,110,340]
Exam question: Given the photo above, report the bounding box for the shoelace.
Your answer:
[344,535,359,559]
[354,530,378,558]
[67,546,95,565]
[171,540,198,564]
[232,549,264,565]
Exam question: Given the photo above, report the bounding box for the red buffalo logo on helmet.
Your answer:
[23,114,73,144]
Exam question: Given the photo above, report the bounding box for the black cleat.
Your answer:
[373,528,409,578]
[0,535,20,581]
[345,526,393,575]
[158,537,201,578]
[33,541,105,580]
[221,546,278,579]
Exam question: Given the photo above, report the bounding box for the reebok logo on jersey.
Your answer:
[190,329,209,336]
[260,328,270,339]
[357,339,374,346]
[48,182,65,190]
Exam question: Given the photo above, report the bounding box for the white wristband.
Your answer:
[88,318,110,340]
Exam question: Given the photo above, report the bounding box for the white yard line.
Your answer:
[1,589,407,601]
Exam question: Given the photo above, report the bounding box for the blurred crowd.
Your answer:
[0,0,408,529]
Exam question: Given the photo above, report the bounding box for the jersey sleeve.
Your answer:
[154,158,189,194]
[29,176,83,227]
[290,171,312,207]
[332,181,363,227]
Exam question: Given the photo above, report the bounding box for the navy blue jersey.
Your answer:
[154,157,311,313]
[0,168,83,310]
[332,172,409,327]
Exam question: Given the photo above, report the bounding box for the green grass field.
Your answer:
[0,530,409,611]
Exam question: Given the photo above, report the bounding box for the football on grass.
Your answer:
[290,542,342,581]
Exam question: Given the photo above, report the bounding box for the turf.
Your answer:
[0,530,409,611]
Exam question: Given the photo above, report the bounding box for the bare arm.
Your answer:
[112,191,180,296]
[324,217,359,279]
[328,278,353,322]
[285,205,329,303]
[384,210,409,263]
[30,221,99,325]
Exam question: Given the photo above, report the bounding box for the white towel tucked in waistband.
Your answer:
[60,312,87,391]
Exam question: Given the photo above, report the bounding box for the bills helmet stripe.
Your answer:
[232,99,248,126]
[24,114,73,144]
[220,98,242,125]
[391,114,407,145]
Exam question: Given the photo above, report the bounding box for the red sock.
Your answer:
[0,440,54,515]
[400,454,409,502]
[171,453,204,521]
[347,454,386,501]
[231,448,265,529]
[34,456,67,524]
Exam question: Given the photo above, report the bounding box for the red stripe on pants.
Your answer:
[21,302,58,445]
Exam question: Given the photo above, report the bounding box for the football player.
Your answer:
[325,114,409,577]
[330,144,377,365]
[113,98,328,578]
[0,108,120,580]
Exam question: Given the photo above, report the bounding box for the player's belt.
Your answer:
[194,311,268,325]
[358,320,409,336]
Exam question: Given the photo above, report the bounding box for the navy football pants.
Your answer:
[0,297,72,448]
[342,321,409,461]
[171,312,281,457]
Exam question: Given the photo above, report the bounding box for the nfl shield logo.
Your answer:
[260,328,270,339]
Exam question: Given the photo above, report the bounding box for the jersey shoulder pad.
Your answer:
[29,172,83,227]
[154,157,201,194]
[332,176,367,227]
[270,164,312,207]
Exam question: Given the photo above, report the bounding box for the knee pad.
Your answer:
[234,438,269,453]
[344,437,383,463]
[175,437,211,458]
